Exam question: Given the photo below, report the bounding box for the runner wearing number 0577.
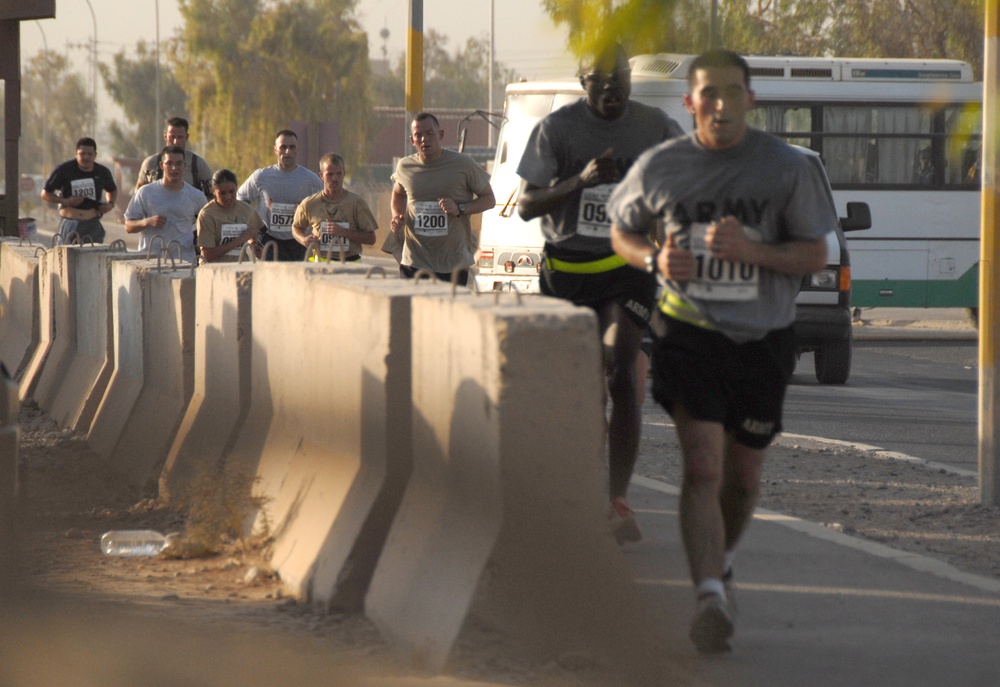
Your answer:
[238,130,323,262]
[390,112,495,286]
[516,43,683,545]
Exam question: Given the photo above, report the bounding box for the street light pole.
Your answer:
[35,21,48,175]
[155,0,161,151]
[82,0,97,136]
[488,0,494,147]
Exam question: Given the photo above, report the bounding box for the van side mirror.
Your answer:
[840,202,871,232]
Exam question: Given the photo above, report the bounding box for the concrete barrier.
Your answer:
[32,246,101,414]
[0,363,18,596]
[365,291,655,670]
[225,262,424,612]
[88,259,196,491]
[159,262,255,502]
[39,248,148,431]
[0,240,41,382]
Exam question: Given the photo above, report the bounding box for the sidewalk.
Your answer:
[852,307,977,341]
[624,476,1000,687]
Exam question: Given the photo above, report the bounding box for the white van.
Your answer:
[472,53,874,384]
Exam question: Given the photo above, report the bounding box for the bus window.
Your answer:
[749,104,813,148]
[822,107,874,185]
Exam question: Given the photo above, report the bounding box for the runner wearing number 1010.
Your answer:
[609,48,838,653]
[238,130,323,261]
[516,43,683,545]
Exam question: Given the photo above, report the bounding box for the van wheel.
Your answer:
[814,337,851,385]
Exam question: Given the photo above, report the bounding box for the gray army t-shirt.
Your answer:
[608,129,838,342]
[517,98,683,257]
[237,165,323,240]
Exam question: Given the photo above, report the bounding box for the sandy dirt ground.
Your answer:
[2,395,998,686]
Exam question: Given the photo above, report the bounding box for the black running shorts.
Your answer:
[650,316,796,449]
[540,261,656,328]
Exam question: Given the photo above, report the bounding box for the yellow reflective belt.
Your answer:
[545,254,627,274]
[660,290,716,330]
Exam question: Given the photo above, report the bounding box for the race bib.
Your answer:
[220,223,247,256]
[576,184,615,238]
[413,201,448,237]
[268,202,297,236]
[70,178,97,200]
[320,220,350,253]
[686,223,759,301]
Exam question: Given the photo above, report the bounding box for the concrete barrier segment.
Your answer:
[365,292,658,671]
[88,260,196,492]
[159,262,255,503]
[223,262,395,500]
[224,263,426,611]
[42,249,149,432]
[29,246,98,413]
[0,240,41,383]
[0,367,19,596]
[12,243,57,402]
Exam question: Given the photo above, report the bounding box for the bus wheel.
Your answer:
[814,337,851,385]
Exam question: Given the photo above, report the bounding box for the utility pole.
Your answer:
[405,0,423,154]
[155,0,161,151]
[980,0,999,506]
[82,0,97,135]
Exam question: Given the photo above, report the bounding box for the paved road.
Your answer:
[787,339,978,472]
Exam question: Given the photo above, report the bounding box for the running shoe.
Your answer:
[689,593,735,653]
[608,496,642,544]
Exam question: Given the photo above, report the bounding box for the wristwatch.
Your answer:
[644,251,658,274]
[457,203,466,216]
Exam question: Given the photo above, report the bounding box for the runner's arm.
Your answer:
[612,224,694,281]
[706,217,827,275]
[518,148,617,221]
[438,184,496,217]
[390,183,408,235]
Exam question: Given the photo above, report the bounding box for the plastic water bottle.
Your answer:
[100,530,170,557]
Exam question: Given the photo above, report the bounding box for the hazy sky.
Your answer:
[19,0,577,132]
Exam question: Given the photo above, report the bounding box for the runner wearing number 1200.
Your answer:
[389,112,495,286]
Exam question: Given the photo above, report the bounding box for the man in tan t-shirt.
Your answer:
[389,112,495,286]
[292,153,377,261]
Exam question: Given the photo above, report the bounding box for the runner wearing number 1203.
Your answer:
[516,43,683,545]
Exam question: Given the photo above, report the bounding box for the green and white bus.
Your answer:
[631,53,983,309]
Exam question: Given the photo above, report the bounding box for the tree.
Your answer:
[173,0,371,179]
[540,0,985,78]
[19,50,94,176]
[99,41,189,159]
[371,31,519,111]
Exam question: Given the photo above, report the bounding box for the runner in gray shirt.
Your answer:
[517,43,683,546]
[125,146,207,263]
[238,130,323,261]
[609,49,838,654]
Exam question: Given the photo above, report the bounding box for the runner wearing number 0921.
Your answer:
[516,43,683,545]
